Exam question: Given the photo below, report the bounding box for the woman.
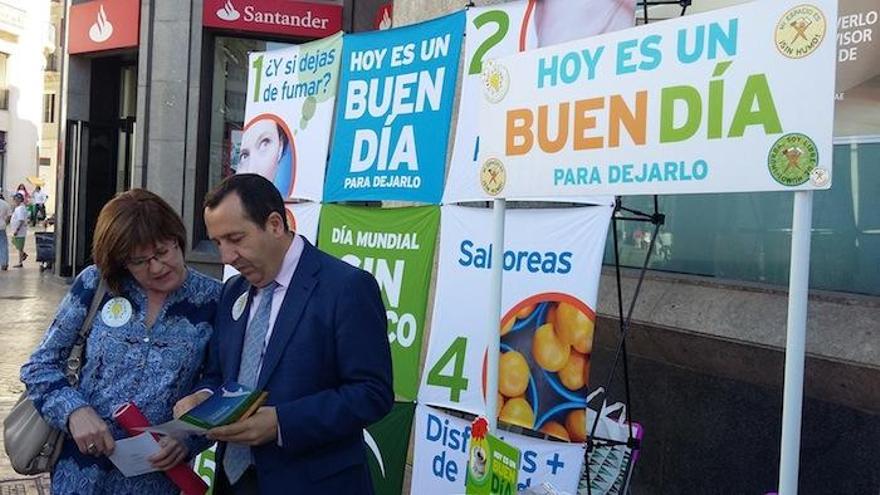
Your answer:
[15,183,30,204]
[237,116,293,196]
[21,189,221,494]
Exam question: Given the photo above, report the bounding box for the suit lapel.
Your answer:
[257,241,320,390]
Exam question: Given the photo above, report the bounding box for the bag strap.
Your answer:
[65,279,108,387]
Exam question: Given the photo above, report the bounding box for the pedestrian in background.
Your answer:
[15,183,29,204]
[10,193,28,268]
[20,188,221,494]
[31,185,48,226]
[0,192,11,270]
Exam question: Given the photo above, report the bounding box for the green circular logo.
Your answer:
[767,133,818,186]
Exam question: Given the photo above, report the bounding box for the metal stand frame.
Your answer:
[584,196,664,495]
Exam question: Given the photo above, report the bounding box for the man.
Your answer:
[175,174,393,494]
[0,193,11,270]
[31,185,48,226]
[10,193,28,268]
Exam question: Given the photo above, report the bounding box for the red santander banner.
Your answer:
[68,0,140,55]
[203,0,342,38]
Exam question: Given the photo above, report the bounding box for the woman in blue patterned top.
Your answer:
[21,189,221,494]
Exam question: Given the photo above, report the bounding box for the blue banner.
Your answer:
[325,11,465,204]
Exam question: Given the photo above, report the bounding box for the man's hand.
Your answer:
[173,390,211,419]
[148,436,189,470]
[207,407,278,446]
[68,406,115,456]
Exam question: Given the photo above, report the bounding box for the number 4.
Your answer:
[426,337,469,402]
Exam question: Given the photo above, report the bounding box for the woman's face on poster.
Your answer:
[238,119,283,179]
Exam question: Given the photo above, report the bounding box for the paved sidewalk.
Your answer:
[0,230,68,489]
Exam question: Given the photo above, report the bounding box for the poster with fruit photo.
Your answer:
[410,404,585,494]
[418,205,612,439]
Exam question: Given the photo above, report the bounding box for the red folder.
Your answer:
[113,402,208,495]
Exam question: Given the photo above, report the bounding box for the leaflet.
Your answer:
[107,433,161,477]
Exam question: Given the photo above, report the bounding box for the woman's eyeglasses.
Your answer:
[126,243,179,270]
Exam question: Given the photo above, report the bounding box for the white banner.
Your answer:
[444,1,535,204]
[223,201,321,282]
[444,0,634,204]
[478,0,838,198]
[285,201,321,244]
[497,428,585,494]
[418,205,611,431]
[242,33,343,201]
[411,404,585,494]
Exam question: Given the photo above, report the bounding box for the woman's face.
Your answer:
[126,240,187,295]
[238,119,283,179]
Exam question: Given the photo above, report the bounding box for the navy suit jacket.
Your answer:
[198,240,393,493]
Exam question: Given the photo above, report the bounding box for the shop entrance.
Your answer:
[59,58,136,277]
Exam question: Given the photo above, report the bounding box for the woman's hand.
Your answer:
[68,407,115,456]
[148,436,189,470]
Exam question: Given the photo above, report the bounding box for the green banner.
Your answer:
[318,205,440,400]
[365,401,416,495]
[466,424,521,495]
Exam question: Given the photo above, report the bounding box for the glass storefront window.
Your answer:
[604,142,880,296]
[207,37,292,193]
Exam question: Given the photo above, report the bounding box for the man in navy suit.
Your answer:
[175,174,393,494]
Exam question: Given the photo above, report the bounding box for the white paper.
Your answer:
[108,433,162,477]
[136,419,206,439]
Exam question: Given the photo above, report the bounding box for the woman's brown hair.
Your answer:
[92,189,187,293]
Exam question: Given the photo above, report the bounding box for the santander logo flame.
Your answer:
[217,0,241,21]
[375,4,392,30]
[88,5,113,43]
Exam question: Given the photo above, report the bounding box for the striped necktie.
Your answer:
[224,281,278,484]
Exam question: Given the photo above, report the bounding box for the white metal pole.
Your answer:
[486,197,507,432]
[778,190,814,495]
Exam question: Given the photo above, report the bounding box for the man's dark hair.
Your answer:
[204,173,289,231]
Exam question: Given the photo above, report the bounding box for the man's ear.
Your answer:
[266,211,285,236]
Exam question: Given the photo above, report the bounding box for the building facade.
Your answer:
[53,0,878,492]
[0,0,52,199]
[38,0,63,214]
[55,0,390,276]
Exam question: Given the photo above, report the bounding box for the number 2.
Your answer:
[468,10,510,75]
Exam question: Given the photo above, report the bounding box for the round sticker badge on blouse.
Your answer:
[101,297,133,328]
[232,291,249,321]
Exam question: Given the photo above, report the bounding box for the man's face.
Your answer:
[204,192,286,287]
[238,119,283,180]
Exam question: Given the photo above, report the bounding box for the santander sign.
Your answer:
[69,0,139,54]
[203,0,341,38]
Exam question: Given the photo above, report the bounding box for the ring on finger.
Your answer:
[87,443,97,454]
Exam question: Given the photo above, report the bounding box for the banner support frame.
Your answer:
[486,197,507,433]
[778,190,813,494]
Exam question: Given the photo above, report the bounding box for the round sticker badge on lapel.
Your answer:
[101,297,133,328]
[232,291,249,321]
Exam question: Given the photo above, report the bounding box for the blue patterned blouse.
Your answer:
[21,265,221,494]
